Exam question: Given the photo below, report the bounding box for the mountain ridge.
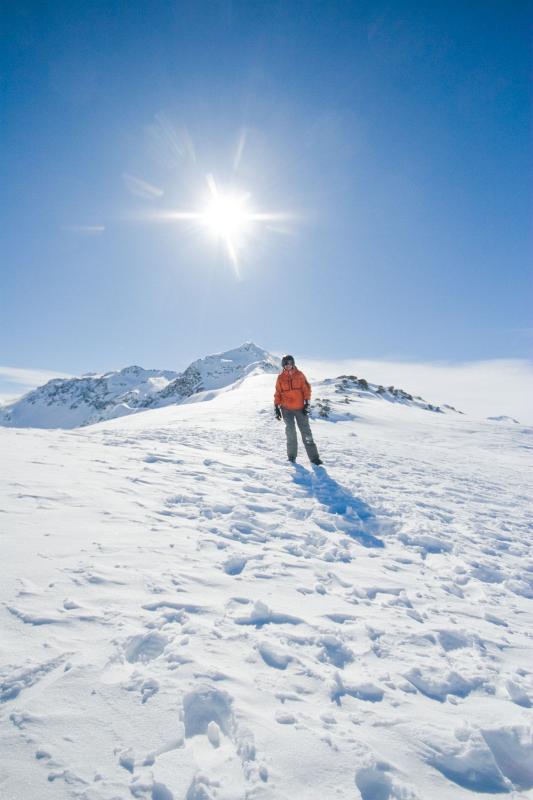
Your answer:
[0,342,279,429]
[0,342,470,430]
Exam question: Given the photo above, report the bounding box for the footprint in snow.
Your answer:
[223,556,247,576]
[403,667,483,702]
[160,684,265,796]
[124,632,168,663]
[423,731,514,794]
[258,642,293,670]
[182,685,233,739]
[482,725,533,790]
[506,679,532,708]
[355,761,419,799]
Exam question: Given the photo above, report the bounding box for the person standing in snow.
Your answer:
[274,355,323,465]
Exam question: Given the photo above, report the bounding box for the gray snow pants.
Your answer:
[281,408,320,462]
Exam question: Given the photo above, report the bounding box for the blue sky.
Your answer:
[1,0,531,378]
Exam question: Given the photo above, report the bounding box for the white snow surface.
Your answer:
[1,368,532,800]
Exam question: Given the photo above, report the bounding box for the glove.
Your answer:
[275,405,282,421]
[303,400,310,416]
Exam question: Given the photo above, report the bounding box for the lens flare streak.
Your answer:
[155,175,290,277]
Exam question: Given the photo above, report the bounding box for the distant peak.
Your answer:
[120,365,144,374]
[0,343,279,429]
[217,342,269,357]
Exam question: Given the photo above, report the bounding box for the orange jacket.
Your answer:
[274,368,311,410]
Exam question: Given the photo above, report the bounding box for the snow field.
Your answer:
[1,374,532,799]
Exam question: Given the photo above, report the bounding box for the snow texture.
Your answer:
[1,347,532,799]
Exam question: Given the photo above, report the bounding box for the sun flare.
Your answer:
[150,171,290,277]
[198,176,255,269]
[202,192,250,240]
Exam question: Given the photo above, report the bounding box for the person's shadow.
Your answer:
[291,464,384,548]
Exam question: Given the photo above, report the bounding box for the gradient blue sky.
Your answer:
[2,0,531,377]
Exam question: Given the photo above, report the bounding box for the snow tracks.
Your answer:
[1,387,532,799]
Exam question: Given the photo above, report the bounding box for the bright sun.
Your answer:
[200,177,252,266]
[202,192,250,239]
[157,172,288,277]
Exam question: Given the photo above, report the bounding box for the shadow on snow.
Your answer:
[291,464,384,549]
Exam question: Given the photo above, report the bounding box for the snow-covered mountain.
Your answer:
[0,366,180,429]
[0,343,462,430]
[154,342,279,407]
[1,365,531,800]
[0,342,279,429]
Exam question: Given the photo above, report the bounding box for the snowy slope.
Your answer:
[1,370,532,800]
[0,343,279,429]
[307,374,463,421]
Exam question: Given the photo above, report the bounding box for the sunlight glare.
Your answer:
[144,170,291,277]
[198,176,256,271]
[202,192,250,240]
